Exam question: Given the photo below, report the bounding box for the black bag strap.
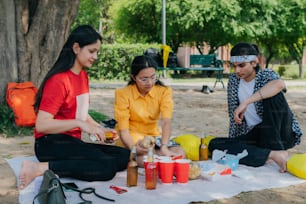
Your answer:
[33,178,115,204]
[61,183,115,203]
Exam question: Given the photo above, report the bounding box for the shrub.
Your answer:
[0,103,109,137]
[87,43,160,81]
[0,102,33,137]
[278,66,286,77]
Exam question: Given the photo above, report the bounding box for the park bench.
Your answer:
[158,54,225,88]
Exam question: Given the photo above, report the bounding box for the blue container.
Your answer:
[218,154,239,171]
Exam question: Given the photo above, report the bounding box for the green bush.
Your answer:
[0,102,33,137]
[278,66,286,77]
[290,73,299,79]
[0,103,109,137]
[88,43,160,81]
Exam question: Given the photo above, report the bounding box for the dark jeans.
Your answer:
[209,92,295,167]
[35,134,130,181]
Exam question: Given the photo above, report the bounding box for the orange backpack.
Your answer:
[6,82,38,127]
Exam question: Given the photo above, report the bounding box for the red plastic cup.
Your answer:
[175,159,190,184]
[159,160,175,184]
[156,156,172,179]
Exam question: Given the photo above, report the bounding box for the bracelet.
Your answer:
[160,143,168,147]
[258,89,263,100]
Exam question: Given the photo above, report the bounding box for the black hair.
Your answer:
[230,42,259,72]
[230,42,258,56]
[34,25,102,112]
[252,44,261,70]
[127,55,165,86]
[251,44,260,55]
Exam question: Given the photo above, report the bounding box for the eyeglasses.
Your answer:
[136,75,158,83]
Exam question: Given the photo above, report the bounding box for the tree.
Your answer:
[280,0,306,78]
[110,0,305,77]
[0,0,80,102]
[110,0,162,43]
[240,0,306,76]
[110,0,258,52]
[72,0,115,43]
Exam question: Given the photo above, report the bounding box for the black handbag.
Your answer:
[33,170,66,204]
[33,170,115,204]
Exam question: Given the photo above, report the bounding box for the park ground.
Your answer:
[1,80,306,204]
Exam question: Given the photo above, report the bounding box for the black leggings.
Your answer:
[35,134,130,181]
[209,92,296,167]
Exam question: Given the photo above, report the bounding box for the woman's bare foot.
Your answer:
[19,160,48,190]
[268,150,288,173]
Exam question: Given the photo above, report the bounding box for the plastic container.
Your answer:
[218,154,239,171]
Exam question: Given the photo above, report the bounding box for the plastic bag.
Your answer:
[173,134,201,161]
[287,153,306,179]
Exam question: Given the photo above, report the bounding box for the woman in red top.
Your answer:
[19,25,130,190]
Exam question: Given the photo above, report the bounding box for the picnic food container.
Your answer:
[212,149,248,171]
[188,162,201,180]
[103,131,116,144]
[218,154,239,171]
[200,162,232,181]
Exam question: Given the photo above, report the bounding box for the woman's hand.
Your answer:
[159,145,177,157]
[109,130,119,141]
[79,120,108,142]
[135,140,149,155]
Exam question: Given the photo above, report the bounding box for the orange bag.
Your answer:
[6,82,38,127]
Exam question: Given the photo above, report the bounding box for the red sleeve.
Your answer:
[39,75,67,115]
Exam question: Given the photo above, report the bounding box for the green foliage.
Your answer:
[0,100,110,137]
[73,0,305,78]
[72,0,115,43]
[72,0,101,30]
[274,64,306,79]
[109,0,305,75]
[110,0,162,43]
[278,66,286,77]
[87,43,160,80]
[0,102,33,137]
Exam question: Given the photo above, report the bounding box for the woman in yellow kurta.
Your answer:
[114,55,185,164]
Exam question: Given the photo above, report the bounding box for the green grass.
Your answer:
[272,64,306,80]
[0,102,34,137]
[0,108,109,138]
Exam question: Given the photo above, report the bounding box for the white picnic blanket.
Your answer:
[6,156,306,204]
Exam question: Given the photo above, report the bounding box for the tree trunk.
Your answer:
[0,0,80,102]
[298,60,304,79]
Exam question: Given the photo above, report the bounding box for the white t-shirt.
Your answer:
[238,79,262,127]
